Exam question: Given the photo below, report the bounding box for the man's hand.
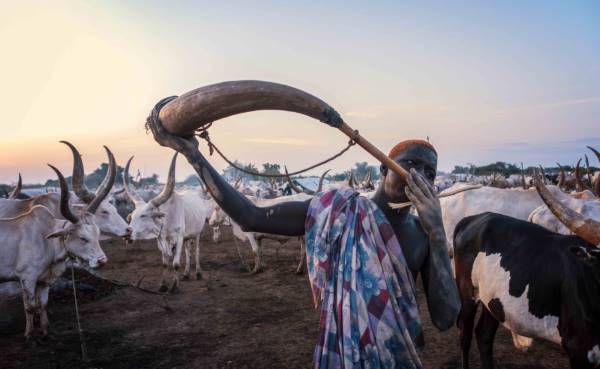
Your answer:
[145,97,200,156]
[404,168,444,240]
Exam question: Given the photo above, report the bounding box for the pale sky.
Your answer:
[1,1,599,184]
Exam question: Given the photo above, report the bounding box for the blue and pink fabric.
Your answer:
[305,187,424,369]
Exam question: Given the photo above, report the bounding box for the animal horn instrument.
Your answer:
[154,80,410,181]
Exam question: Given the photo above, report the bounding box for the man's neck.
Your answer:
[370,186,411,222]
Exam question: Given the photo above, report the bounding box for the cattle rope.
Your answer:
[70,266,89,362]
[194,124,358,178]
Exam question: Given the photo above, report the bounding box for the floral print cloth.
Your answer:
[305,188,424,369]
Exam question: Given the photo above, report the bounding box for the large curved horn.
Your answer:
[151,153,177,207]
[60,141,95,203]
[8,173,22,199]
[152,80,410,182]
[124,156,145,205]
[48,164,79,224]
[159,81,340,136]
[534,171,600,246]
[86,146,116,214]
[316,169,330,193]
[285,166,308,194]
[575,158,586,192]
[556,162,565,189]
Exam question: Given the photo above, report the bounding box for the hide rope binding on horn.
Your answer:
[145,95,359,179]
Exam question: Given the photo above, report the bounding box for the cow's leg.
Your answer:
[457,298,477,369]
[249,235,263,274]
[195,234,204,280]
[475,307,499,369]
[36,284,52,339]
[295,237,306,274]
[170,236,184,293]
[159,251,169,292]
[182,239,191,281]
[20,278,38,342]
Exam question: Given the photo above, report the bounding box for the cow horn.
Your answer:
[234,176,242,190]
[124,156,145,205]
[556,163,565,189]
[347,169,354,188]
[285,166,308,194]
[520,162,526,189]
[575,158,586,192]
[588,146,600,163]
[86,146,116,214]
[151,152,177,207]
[48,164,79,224]
[8,173,22,199]
[316,169,330,193]
[534,171,600,247]
[60,141,95,203]
[158,80,340,136]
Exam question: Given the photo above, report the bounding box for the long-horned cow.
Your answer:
[0,165,107,341]
[61,141,131,239]
[124,153,215,292]
[454,174,600,369]
[0,143,130,239]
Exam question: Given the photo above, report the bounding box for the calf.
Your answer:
[0,166,107,341]
[454,176,600,369]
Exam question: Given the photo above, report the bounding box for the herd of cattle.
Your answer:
[1,142,599,368]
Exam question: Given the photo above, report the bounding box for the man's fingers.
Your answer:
[411,169,436,199]
[404,187,419,205]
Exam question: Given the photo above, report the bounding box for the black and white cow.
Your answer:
[454,175,600,369]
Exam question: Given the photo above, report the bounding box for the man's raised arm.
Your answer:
[147,109,309,237]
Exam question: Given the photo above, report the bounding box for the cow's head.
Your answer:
[46,165,107,268]
[61,141,131,238]
[124,153,176,241]
[208,206,226,243]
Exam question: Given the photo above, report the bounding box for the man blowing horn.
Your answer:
[146,82,459,369]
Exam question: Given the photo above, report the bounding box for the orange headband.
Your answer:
[388,139,437,159]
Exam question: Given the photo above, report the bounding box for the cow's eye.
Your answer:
[79,237,88,243]
[102,210,109,215]
[140,215,146,218]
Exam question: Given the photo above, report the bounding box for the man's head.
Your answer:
[380,140,438,202]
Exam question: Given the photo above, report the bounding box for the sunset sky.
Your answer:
[1,1,599,184]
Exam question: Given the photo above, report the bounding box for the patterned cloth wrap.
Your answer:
[305,187,424,369]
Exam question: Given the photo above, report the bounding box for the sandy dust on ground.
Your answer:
[0,227,569,369]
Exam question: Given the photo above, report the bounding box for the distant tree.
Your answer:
[181,174,201,186]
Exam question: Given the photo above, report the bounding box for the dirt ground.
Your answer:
[0,227,569,369]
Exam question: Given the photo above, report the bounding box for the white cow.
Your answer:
[209,193,311,274]
[0,143,130,239]
[0,165,107,341]
[124,153,215,292]
[439,183,566,256]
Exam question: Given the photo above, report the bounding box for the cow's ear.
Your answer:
[46,229,70,239]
